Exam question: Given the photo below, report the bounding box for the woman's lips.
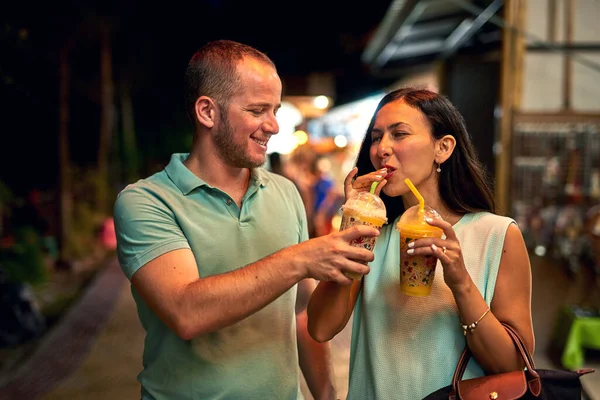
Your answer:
[382,166,396,179]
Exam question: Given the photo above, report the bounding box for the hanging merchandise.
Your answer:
[511,122,600,267]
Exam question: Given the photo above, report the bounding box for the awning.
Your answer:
[362,0,504,73]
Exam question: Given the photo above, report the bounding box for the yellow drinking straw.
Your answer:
[404,178,425,221]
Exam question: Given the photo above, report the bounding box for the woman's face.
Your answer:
[368,99,438,199]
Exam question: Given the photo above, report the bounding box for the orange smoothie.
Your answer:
[396,222,443,296]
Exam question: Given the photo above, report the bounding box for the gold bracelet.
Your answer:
[461,308,490,336]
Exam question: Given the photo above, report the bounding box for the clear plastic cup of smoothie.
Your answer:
[339,188,387,279]
[396,178,444,296]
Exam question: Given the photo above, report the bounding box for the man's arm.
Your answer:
[296,278,337,400]
[130,225,378,340]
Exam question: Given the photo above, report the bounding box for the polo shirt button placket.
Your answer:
[226,199,232,206]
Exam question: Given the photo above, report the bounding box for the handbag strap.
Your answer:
[502,323,539,376]
[501,323,542,395]
[451,346,471,387]
[451,322,541,396]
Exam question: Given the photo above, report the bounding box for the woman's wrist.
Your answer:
[451,277,491,331]
[447,272,475,298]
[460,308,490,335]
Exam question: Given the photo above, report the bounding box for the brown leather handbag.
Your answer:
[423,323,595,399]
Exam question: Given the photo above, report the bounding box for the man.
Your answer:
[113,39,378,400]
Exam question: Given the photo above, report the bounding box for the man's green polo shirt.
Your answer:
[114,153,308,399]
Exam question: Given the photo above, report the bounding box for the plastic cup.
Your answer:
[396,205,443,296]
[339,190,387,279]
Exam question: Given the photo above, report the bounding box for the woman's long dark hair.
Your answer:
[355,87,496,223]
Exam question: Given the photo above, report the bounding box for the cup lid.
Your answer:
[396,205,442,228]
[342,191,387,222]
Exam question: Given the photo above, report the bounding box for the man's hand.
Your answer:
[282,224,379,284]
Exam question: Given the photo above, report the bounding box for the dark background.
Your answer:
[1,1,393,195]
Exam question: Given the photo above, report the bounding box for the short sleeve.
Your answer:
[288,180,309,243]
[113,186,190,280]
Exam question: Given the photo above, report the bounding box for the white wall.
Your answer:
[521,0,600,112]
[572,52,600,111]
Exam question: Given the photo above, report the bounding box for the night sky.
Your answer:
[1,1,392,195]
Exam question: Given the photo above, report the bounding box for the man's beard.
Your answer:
[213,113,265,169]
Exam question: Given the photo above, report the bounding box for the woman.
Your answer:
[307,87,534,399]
